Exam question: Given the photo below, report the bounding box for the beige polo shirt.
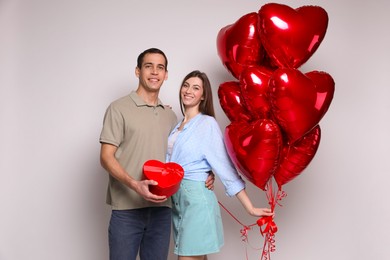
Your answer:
[100,91,177,210]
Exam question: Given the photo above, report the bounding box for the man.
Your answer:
[99,48,214,260]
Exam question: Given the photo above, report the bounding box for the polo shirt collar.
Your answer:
[130,91,165,108]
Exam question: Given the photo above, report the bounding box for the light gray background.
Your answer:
[1,0,389,259]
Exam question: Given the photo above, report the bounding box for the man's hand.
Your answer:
[205,172,215,190]
[101,143,167,203]
[133,179,168,203]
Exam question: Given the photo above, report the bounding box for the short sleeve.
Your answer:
[99,103,123,147]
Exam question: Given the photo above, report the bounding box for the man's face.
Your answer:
[136,53,168,93]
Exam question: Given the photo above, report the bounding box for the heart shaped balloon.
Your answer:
[268,68,334,143]
[224,119,282,190]
[274,125,321,188]
[217,12,265,79]
[240,66,273,119]
[143,160,184,197]
[258,3,328,68]
[218,81,252,122]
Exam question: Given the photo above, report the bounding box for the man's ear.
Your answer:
[135,67,140,78]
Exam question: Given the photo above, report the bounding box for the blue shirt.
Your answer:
[166,114,245,197]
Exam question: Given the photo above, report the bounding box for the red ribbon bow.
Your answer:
[257,216,278,236]
[257,216,277,260]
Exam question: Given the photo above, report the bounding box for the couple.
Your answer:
[99,48,273,260]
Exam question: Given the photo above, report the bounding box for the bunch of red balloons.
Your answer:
[217,3,335,192]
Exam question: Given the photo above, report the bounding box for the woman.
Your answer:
[166,70,274,260]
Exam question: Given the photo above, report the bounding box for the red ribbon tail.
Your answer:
[257,216,278,236]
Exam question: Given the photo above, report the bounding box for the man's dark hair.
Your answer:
[137,48,168,70]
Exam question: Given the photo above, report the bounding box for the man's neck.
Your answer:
[136,88,159,106]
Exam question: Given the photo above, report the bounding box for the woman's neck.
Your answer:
[184,106,200,121]
[179,107,200,130]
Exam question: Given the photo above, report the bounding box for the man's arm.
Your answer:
[100,143,167,203]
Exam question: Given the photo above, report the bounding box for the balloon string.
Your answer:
[260,180,287,260]
[260,231,277,260]
[218,201,259,260]
[218,201,257,241]
[218,182,286,260]
[218,201,249,227]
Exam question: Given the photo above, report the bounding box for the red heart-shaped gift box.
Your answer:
[143,160,184,197]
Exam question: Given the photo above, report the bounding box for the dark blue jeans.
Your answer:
[109,207,172,260]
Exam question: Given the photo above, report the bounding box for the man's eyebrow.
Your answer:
[143,62,165,68]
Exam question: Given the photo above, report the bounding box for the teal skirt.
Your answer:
[171,179,224,256]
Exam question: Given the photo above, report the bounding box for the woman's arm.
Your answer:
[235,189,274,217]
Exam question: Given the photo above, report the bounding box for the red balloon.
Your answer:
[217,12,265,79]
[274,125,321,187]
[218,81,252,122]
[268,68,334,143]
[258,3,328,68]
[224,119,282,190]
[240,66,273,119]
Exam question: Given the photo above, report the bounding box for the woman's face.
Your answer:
[181,76,204,110]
